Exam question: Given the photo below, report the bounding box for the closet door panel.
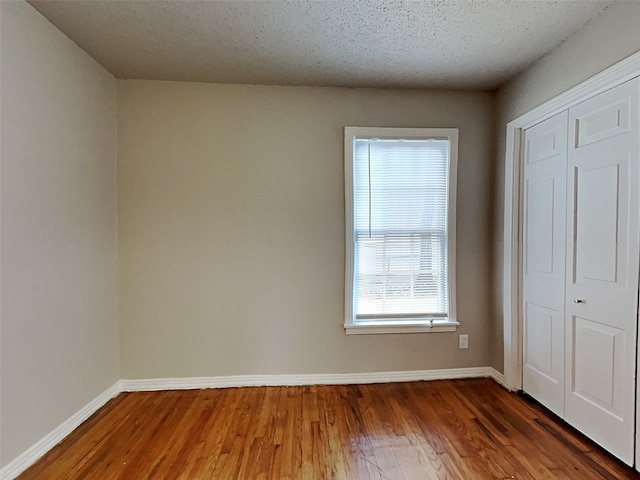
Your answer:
[565,78,640,466]
[521,111,568,417]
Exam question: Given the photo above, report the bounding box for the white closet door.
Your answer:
[565,78,640,466]
[521,111,568,417]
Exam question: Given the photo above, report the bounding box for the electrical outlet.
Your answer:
[459,334,469,349]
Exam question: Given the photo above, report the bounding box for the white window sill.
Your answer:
[344,320,459,335]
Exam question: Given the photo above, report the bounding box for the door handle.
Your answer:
[574,299,585,304]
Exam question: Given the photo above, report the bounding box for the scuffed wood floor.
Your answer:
[17,378,640,479]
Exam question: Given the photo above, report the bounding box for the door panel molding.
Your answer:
[575,97,631,148]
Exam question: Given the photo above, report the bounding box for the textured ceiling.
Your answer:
[27,0,614,90]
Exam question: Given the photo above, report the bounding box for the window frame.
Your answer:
[344,126,459,335]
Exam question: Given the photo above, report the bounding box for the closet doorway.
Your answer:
[521,78,639,464]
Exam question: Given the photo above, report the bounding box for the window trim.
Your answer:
[344,127,458,335]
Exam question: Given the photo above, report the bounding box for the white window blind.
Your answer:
[345,127,458,333]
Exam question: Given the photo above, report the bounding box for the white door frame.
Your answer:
[502,51,640,391]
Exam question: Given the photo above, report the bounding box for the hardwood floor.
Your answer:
[17,379,640,479]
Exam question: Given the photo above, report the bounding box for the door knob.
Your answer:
[574,299,585,304]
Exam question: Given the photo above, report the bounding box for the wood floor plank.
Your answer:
[16,378,640,479]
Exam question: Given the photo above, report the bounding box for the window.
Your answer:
[344,127,458,334]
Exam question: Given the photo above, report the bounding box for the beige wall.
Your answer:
[0,1,119,468]
[118,81,495,379]
[491,0,640,372]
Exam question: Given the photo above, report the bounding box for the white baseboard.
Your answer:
[2,367,506,479]
[0,381,121,480]
[120,366,500,392]
[487,367,506,388]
